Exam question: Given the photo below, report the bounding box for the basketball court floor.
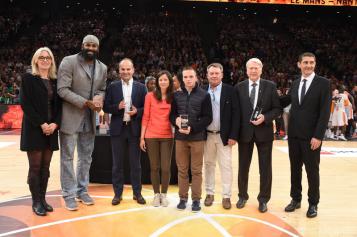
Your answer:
[0,130,356,237]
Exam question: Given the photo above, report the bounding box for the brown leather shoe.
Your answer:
[204,194,214,206]
[222,198,231,209]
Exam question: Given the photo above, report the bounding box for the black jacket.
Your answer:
[170,84,212,141]
[20,73,62,151]
[235,79,282,143]
[202,83,239,145]
[281,75,331,140]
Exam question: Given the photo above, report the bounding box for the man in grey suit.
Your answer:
[57,35,107,211]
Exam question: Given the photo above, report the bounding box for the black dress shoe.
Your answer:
[112,196,122,206]
[133,194,146,205]
[41,199,54,212]
[284,200,301,212]
[236,198,247,209]
[258,202,268,213]
[32,201,46,216]
[306,205,318,218]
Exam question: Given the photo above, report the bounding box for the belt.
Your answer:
[207,130,220,134]
[123,121,131,125]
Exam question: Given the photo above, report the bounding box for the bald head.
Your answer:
[119,58,135,83]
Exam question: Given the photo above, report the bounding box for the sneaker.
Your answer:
[338,134,347,141]
[153,193,161,207]
[192,200,201,212]
[161,193,169,207]
[177,199,187,210]
[64,198,78,211]
[329,134,338,140]
[76,193,94,205]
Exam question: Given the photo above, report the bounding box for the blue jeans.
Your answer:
[60,131,95,200]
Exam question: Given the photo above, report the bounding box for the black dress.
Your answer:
[20,73,62,151]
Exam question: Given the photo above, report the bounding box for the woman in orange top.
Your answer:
[140,70,174,207]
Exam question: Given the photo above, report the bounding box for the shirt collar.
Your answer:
[208,82,222,92]
[301,72,315,82]
[122,78,133,86]
[249,78,260,86]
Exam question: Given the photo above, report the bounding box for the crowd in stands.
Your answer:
[109,13,208,84]
[0,9,106,104]
[0,9,356,137]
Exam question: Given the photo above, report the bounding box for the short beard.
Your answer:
[81,49,98,61]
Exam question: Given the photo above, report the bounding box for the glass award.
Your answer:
[250,106,262,121]
[180,114,189,130]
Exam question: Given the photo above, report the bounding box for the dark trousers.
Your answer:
[111,125,141,197]
[238,139,273,203]
[288,137,320,205]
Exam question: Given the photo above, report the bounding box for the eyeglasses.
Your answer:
[38,56,52,61]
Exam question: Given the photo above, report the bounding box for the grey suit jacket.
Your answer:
[57,53,107,134]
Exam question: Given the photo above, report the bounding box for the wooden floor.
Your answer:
[0,130,357,237]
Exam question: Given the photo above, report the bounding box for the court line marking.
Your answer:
[150,213,299,237]
[0,194,299,237]
[0,142,16,149]
[201,214,232,237]
[0,206,156,237]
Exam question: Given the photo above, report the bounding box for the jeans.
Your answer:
[60,131,95,200]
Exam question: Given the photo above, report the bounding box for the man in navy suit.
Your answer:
[282,52,331,218]
[103,58,147,205]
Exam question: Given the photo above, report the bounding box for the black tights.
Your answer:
[27,149,53,181]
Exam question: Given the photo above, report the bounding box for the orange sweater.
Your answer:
[142,92,173,138]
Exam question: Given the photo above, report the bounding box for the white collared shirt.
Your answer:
[298,72,315,103]
[122,78,133,122]
[249,78,260,109]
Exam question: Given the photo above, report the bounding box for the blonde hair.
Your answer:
[31,47,57,79]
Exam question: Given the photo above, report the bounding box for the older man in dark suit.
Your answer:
[103,58,147,206]
[282,52,331,218]
[235,58,281,213]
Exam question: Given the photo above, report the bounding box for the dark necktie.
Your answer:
[300,79,307,104]
[250,83,257,107]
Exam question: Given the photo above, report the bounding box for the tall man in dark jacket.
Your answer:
[235,58,281,213]
[282,52,331,218]
[202,63,239,210]
[170,66,212,212]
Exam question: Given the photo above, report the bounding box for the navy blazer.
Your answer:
[103,80,147,136]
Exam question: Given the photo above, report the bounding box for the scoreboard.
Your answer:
[184,0,357,6]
